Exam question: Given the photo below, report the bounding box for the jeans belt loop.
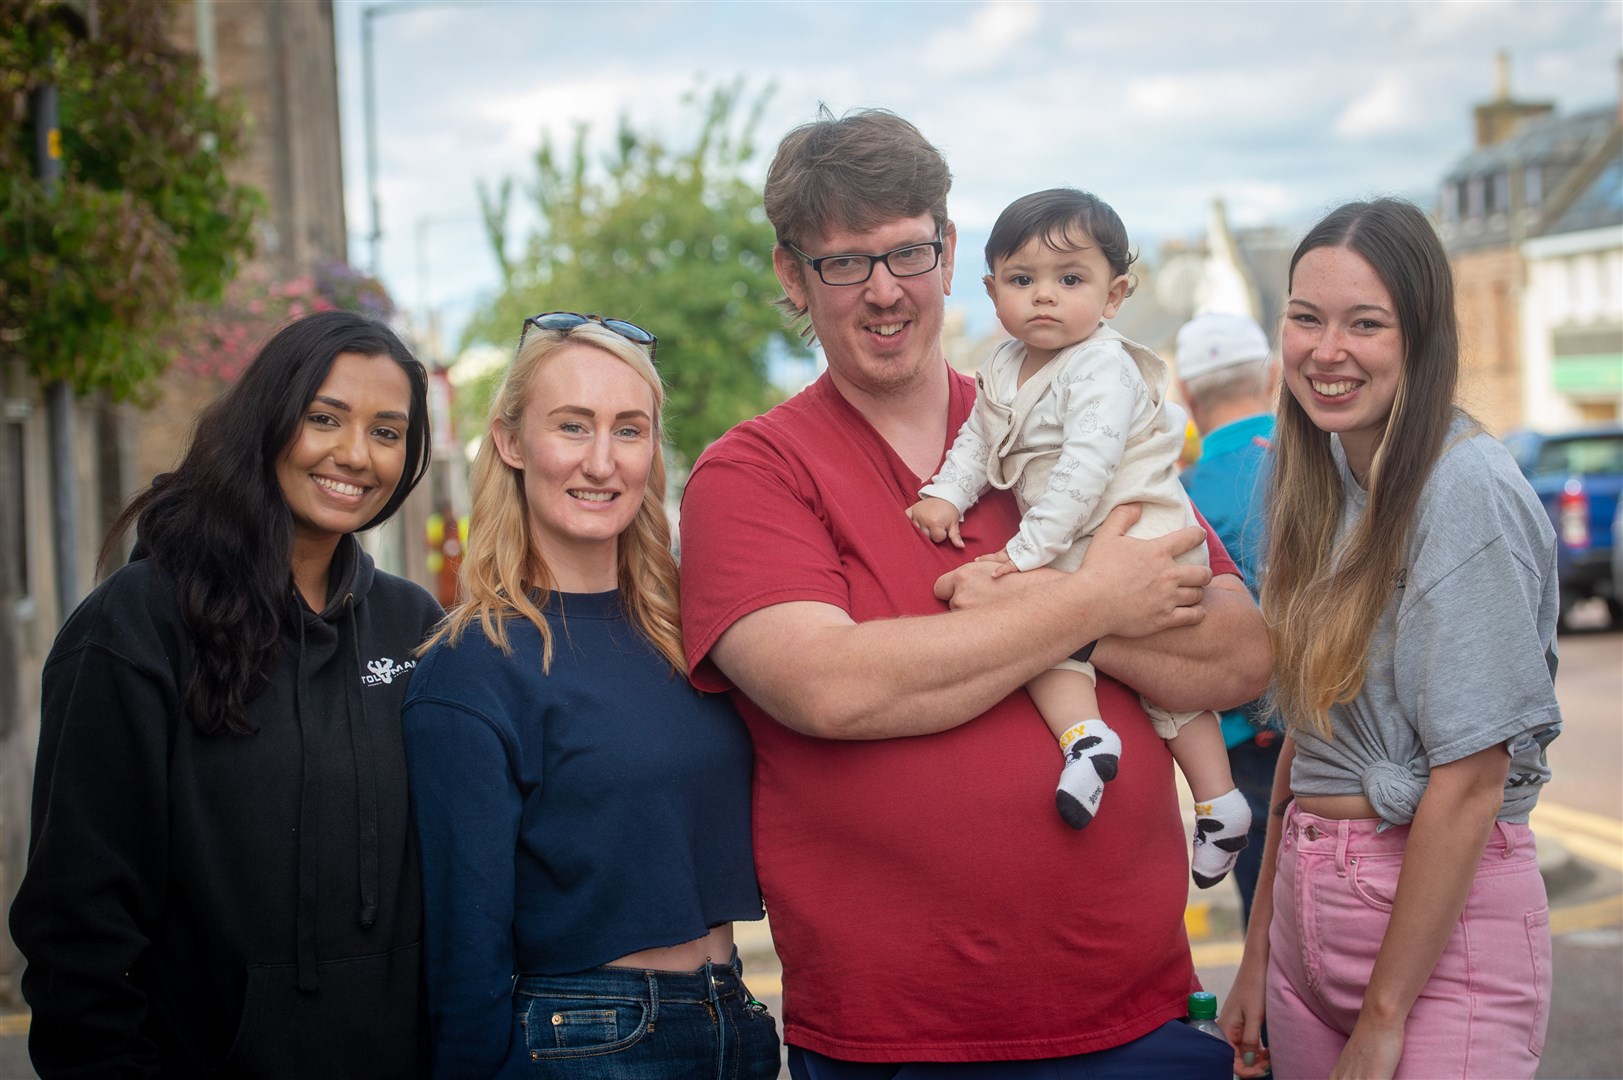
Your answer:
[1497,818,1516,858]
[644,971,662,1031]
[1335,822,1350,877]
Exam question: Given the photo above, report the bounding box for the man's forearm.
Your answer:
[1092,576,1270,712]
[713,517,1215,740]
[714,572,1116,741]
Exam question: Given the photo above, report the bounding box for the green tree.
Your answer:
[462,82,806,466]
[0,0,258,399]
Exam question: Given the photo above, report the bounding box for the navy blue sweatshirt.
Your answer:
[10,536,442,1078]
[402,590,762,1077]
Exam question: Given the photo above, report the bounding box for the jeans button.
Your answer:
[1303,824,1320,841]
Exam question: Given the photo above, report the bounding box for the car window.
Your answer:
[1532,435,1623,478]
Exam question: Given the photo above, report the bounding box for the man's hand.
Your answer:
[1074,504,1209,638]
[936,504,1208,639]
[907,496,964,548]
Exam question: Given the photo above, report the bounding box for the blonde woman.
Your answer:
[401,315,778,1078]
[1220,201,1561,1080]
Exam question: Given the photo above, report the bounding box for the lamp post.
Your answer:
[359,1,477,277]
[361,4,385,275]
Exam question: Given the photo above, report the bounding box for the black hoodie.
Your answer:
[11,535,442,1078]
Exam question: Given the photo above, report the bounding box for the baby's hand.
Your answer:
[975,549,1021,578]
[907,497,964,549]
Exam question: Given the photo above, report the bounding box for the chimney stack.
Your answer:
[1473,51,1555,148]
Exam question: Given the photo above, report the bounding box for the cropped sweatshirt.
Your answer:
[10,535,443,1079]
[402,590,763,1077]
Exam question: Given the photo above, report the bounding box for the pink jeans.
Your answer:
[1266,806,1551,1079]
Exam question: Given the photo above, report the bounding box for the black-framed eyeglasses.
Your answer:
[785,236,944,287]
[519,311,658,360]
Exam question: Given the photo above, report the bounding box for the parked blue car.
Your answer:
[1503,425,1623,628]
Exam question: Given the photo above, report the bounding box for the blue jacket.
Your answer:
[1181,413,1276,746]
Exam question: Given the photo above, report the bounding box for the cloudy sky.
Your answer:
[333,0,1622,355]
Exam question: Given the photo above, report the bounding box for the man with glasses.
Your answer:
[678,108,1267,1079]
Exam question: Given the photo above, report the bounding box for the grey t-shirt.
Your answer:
[1289,414,1562,825]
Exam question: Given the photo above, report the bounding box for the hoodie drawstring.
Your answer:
[292,541,384,994]
[343,592,382,930]
[293,610,321,993]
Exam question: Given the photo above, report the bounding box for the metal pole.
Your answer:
[32,71,80,624]
[362,5,382,275]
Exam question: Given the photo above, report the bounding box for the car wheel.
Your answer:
[1559,585,1582,633]
[1608,596,1623,629]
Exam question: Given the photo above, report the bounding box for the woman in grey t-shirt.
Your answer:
[1221,199,1561,1080]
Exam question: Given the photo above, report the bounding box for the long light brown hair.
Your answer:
[1263,199,1460,737]
[423,322,684,673]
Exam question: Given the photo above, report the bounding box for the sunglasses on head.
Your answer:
[519,312,658,360]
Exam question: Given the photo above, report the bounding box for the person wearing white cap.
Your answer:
[1175,311,1282,928]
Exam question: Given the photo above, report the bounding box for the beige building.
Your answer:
[1439,57,1622,433]
[1519,130,1623,428]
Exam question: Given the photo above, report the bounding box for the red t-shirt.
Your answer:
[679,369,1240,1062]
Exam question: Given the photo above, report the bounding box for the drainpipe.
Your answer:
[33,65,80,626]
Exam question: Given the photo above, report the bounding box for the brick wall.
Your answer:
[1454,245,1526,435]
[139,0,349,490]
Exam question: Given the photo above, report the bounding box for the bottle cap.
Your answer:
[1188,990,1218,1020]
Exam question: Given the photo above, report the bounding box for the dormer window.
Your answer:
[1441,182,1460,224]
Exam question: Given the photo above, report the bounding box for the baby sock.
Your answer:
[1190,787,1252,889]
[1055,719,1121,830]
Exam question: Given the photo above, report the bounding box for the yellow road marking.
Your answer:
[1533,798,1623,873]
[1184,901,1212,941]
[1186,895,1621,970]
[1532,800,1623,840]
[1549,893,1623,935]
[1191,939,1247,967]
[1543,829,1623,871]
[0,1012,27,1036]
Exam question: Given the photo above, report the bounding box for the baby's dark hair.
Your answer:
[985,188,1137,296]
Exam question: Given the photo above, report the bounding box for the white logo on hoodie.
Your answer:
[363,657,416,686]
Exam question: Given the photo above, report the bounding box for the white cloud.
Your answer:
[922,1,1042,76]
[1215,182,1299,226]
[1335,74,1422,138]
[332,0,1620,348]
[1411,0,1515,42]
[1121,69,1325,127]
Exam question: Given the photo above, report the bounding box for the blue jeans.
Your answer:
[788,1020,1231,1079]
[510,950,781,1079]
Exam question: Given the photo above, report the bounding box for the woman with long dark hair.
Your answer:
[1220,200,1562,1079]
[11,310,441,1078]
[402,315,778,1078]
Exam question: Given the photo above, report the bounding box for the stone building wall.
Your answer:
[1454,245,1526,435]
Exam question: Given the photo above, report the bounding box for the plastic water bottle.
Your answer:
[1186,990,1229,1044]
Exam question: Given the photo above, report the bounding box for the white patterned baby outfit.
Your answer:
[921,323,1209,736]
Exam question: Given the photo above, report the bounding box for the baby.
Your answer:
[907,188,1249,887]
